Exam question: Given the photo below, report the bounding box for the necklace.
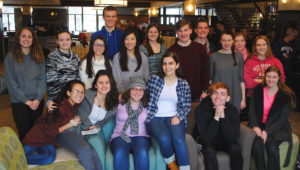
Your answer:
[95,95,105,108]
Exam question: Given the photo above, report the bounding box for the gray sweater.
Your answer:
[112,52,149,93]
[4,52,46,103]
[78,89,117,130]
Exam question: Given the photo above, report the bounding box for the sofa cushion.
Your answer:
[0,126,28,170]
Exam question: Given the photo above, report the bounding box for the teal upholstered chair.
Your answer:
[250,133,299,170]
[0,126,84,170]
[87,117,166,170]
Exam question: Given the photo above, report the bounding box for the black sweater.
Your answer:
[195,97,240,145]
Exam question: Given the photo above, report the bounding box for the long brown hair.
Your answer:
[263,66,296,109]
[13,27,44,64]
[144,23,162,56]
[252,35,273,58]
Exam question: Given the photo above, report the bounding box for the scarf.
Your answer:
[121,101,144,143]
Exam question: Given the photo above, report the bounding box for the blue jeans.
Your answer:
[22,144,56,165]
[146,117,189,166]
[56,130,102,170]
[110,136,150,170]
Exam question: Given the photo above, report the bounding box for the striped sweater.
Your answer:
[46,48,80,101]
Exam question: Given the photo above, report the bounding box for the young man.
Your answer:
[90,6,124,59]
[168,19,210,101]
[194,18,217,57]
[272,27,298,84]
[195,82,243,170]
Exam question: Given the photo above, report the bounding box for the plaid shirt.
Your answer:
[146,75,191,126]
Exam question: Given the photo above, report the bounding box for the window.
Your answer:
[2,7,15,32]
[83,7,96,32]
[160,7,182,26]
[166,8,181,15]
[68,7,82,34]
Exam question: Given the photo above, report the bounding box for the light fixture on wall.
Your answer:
[149,7,158,17]
[184,0,195,15]
[0,0,3,13]
[21,6,33,15]
[134,11,139,17]
[281,0,287,3]
[94,0,127,7]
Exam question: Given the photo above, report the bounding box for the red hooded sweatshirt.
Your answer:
[244,55,285,97]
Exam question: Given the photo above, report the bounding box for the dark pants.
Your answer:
[11,100,44,140]
[251,136,281,170]
[203,141,243,170]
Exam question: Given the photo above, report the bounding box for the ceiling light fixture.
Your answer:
[94,0,127,7]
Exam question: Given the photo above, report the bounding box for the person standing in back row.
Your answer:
[91,6,124,60]
[168,19,210,101]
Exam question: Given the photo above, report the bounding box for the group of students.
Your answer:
[3,5,297,170]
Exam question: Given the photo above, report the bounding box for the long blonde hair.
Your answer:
[13,27,44,64]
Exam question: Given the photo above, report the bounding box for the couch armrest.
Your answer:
[239,124,256,170]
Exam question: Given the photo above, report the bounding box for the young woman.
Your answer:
[210,31,246,111]
[79,70,119,169]
[46,30,80,110]
[51,80,102,170]
[139,23,167,76]
[234,32,248,61]
[146,52,191,170]
[244,35,285,98]
[22,80,84,165]
[249,66,295,170]
[4,27,46,140]
[80,35,112,89]
[112,29,149,93]
[110,76,150,170]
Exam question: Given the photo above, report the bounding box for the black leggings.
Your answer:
[11,100,44,140]
[251,136,281,170]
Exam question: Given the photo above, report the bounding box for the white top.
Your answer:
[88,104,107,124]
[80,56,106,89]
[156,81,178,117]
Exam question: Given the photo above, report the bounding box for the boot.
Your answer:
[168,161,179,170]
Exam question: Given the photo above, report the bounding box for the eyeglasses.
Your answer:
[131,87,144,92]
[94,43,105,48]
[71,90,85,95]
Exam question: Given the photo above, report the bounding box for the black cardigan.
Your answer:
[248,84,292,167]
[195,97,240,145]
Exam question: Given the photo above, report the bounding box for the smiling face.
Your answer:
[124,33,137,51]
[176,24,192,43]
[19,29,33,49]
[130,86,144,103]
[147,26,159,42]
[95,75,111,96]
[234,35,246,51]
[220,34,234,50]
[57,32,72,52]
[255,39,268,57]
[103,10,118,29]
[162,56,179,77]
[195,22,209,39]
[67,83,85,106]
[210,88,230,106]
[93,39,105,56]
[265,71,279,89]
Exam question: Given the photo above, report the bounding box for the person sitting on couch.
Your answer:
[195,82,243,170]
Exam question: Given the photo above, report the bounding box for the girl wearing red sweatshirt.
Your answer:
[244,35,285,98]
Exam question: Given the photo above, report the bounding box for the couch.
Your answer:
[0,126,84,170]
